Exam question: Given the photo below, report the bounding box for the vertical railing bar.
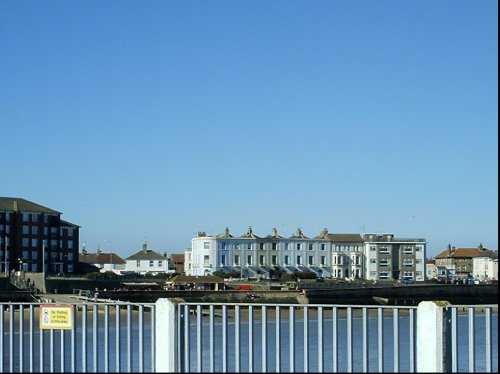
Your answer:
[0,306,3,372]
[318,306,323,373]
[303,306,308,373]
[94,304,99,373]
[104,304,109,373]
[82,304,87,373]
[19,305,24,372]
[9,304,14,373]
[362,307,368,373]
[40,312,44,373]
[409,308,415,372]
[60,327,65,373]
[248,305,253,372]
[378,307,384,373]
[127,305,132,373]
[485,307,492,372]
[276,306,281,373]
[19,305,24,373]
[177,305,183,372]
[0,306,3,373]
[151,305,156,373]
[197,304,202,373]
[289,306,295,373]
[209,305,215,373]
[50,328,54,372]
[451,307,458,373]
[347,307,352,373]
[235,305,240,373]
[184,305,190,373]
[71,304,76,373]
[262,305,267,373]
[468,307,475,373]
[393,308,399,372]
[115,305,121,373]
[139,305,144,373]
[30,305,35,373]
[222,305,227,373]
[332,306,338,372]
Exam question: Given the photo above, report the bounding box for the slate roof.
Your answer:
[264,228,283,239]
[126,249,166,261]
[313,228,330,240]
[239,227,260,239]
[79,252,126,265]
[216,227,234,238]
[60,219,80,228]
[0,197,60,214]
[290,228,309,239]
[327,234,364,242]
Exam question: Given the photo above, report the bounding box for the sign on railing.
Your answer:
[39,304,74,330]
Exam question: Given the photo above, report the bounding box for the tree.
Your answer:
[269,267,283,280]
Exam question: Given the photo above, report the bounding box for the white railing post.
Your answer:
[416,301,451,372]
[155,298,178,372]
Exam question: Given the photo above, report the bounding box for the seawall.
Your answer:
[304,284,498,305]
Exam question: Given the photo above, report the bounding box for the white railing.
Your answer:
[156,300,498,373]
[0,300,497,372]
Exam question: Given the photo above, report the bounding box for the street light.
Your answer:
[1,236,6,276]
[104,239,113,271]
[42,240,46,277]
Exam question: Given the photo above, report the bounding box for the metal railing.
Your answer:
[448,305,497,373]
[157,300,498,373]
[1,300,497,372]
[169,302,418,373]
[0,302,155,372]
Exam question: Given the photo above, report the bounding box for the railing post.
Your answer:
[416,301,451,372]
[155,298,178,372]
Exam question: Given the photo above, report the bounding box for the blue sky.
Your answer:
[1,0,497,258]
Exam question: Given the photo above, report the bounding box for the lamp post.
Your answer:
[1,236,6,277]
[42,240,46,278]
[104,239,113,271]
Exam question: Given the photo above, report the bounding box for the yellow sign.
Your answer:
[39,304,74,330]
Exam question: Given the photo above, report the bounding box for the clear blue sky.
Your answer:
[1,0,497,258]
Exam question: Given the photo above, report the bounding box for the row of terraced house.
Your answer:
[185,227,427,282]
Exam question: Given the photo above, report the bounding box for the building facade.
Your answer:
[363,233,426,282]
[124,242,171,275]
[78,250,126,273]
[188,227,426,281]
[0,197,79,274]
[434,244,495,281]
[472,252,498,282]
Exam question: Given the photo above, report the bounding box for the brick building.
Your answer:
[0,197,79,274]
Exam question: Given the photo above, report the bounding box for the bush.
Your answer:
[281,273,296,282]
[269,267,283,280]
[296,271,316,280]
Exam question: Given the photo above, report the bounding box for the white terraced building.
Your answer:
[186,227,426,282]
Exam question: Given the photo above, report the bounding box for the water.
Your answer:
[183,310,498,373]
